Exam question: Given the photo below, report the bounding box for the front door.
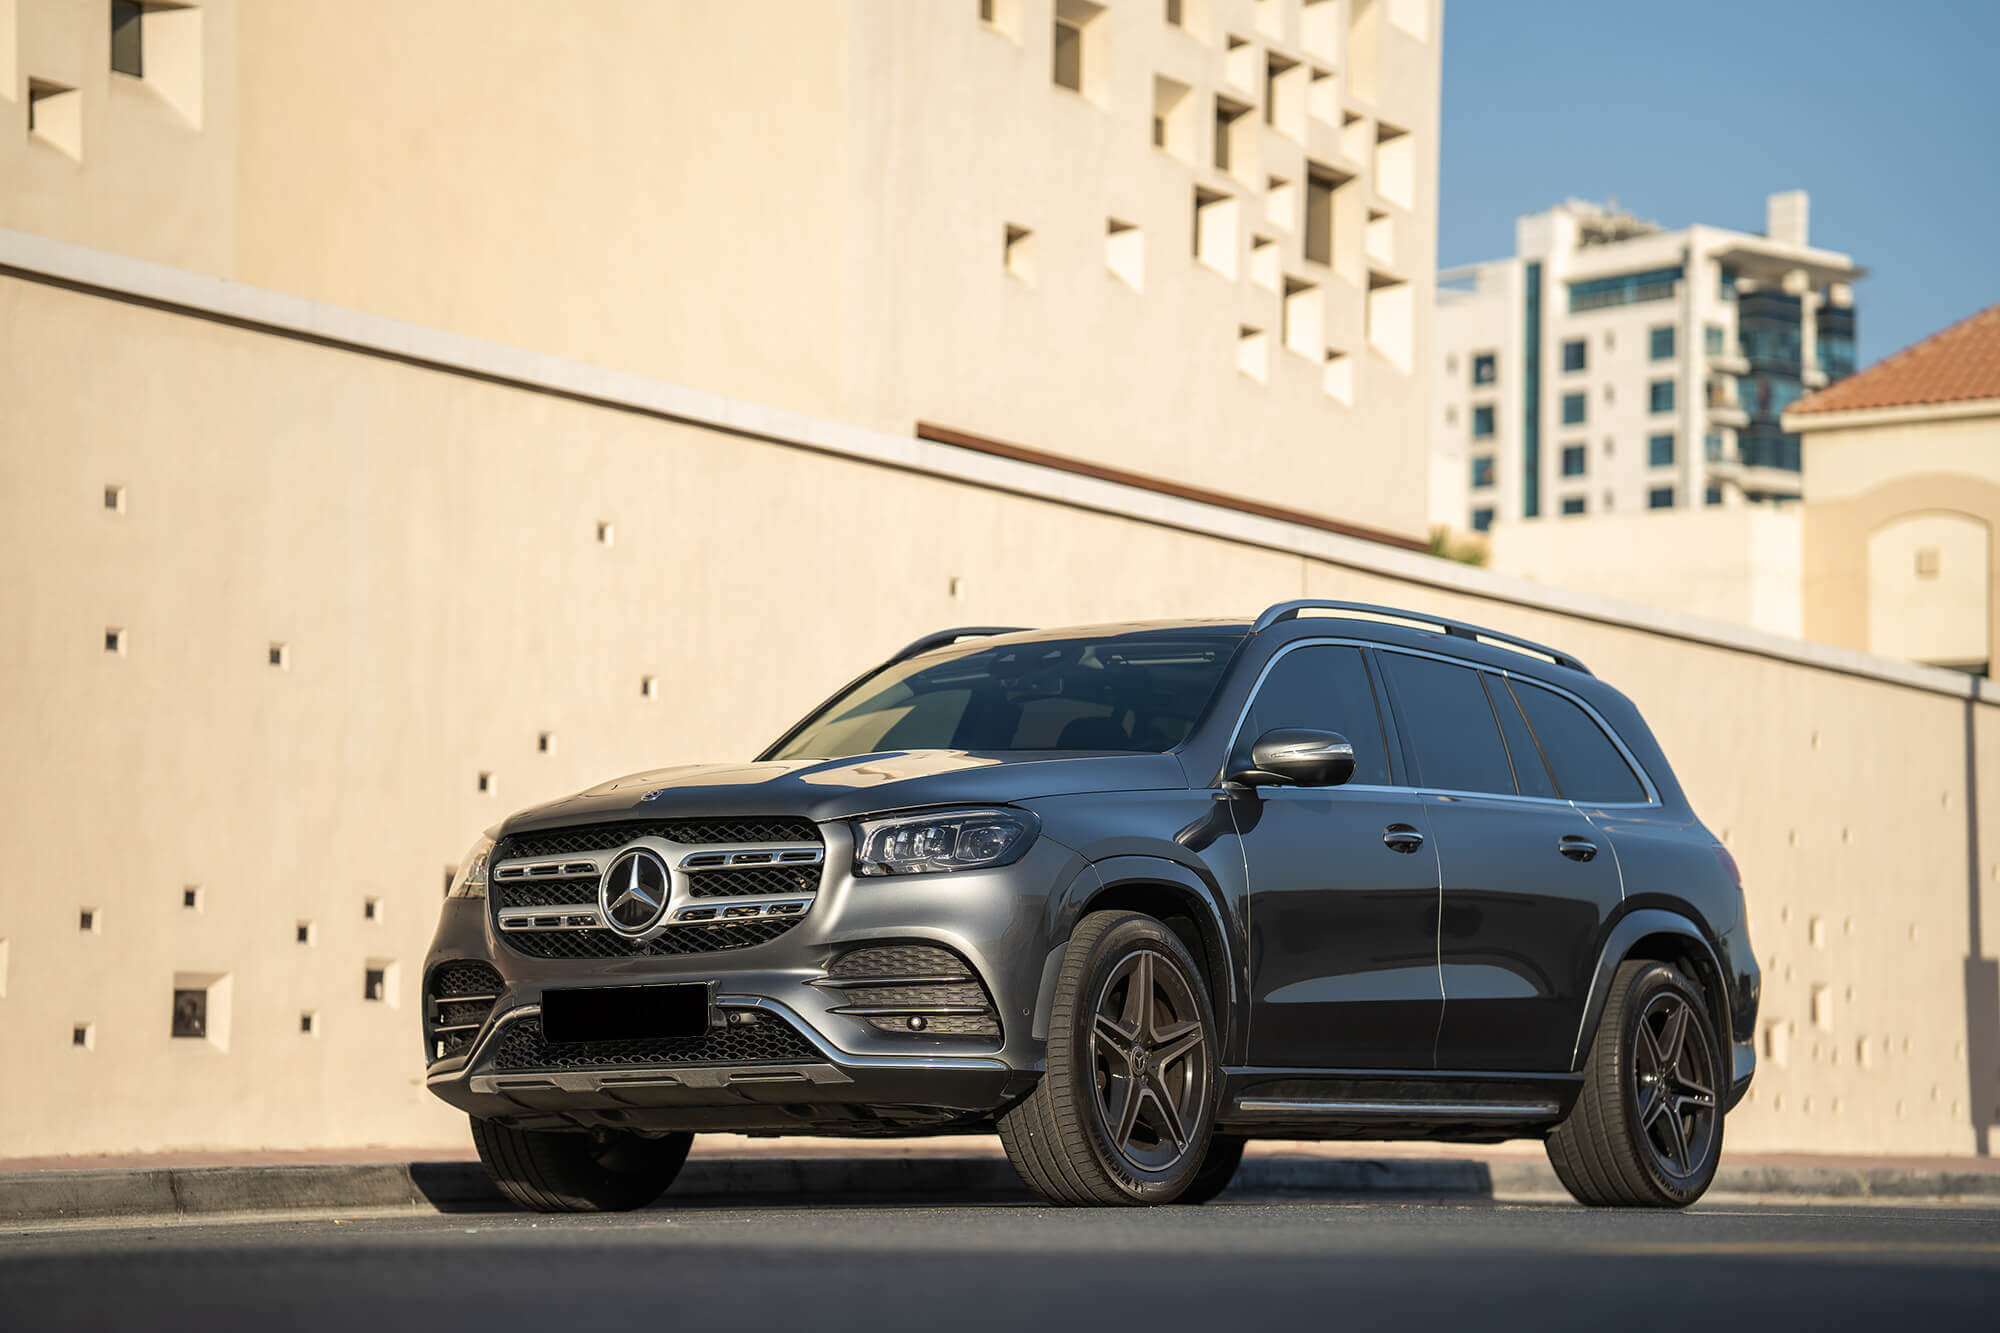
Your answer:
[1231,643,1442,1069]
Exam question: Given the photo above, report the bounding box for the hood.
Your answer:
[501,750,1191,834]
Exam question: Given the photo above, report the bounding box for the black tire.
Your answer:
[471,1117,693,1213]
[1173,1134,1247,1205]
[998,910,1220,1206]
[1546,960,1725,1208]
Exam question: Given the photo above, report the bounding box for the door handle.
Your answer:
[1383,823,1426,854]
[1558,834,1598,862]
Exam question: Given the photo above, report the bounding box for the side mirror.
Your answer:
[1229,728,1357,788]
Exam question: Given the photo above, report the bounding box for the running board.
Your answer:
[1233,1096,1561,1120]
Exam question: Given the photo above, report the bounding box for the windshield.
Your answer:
[770,633,1245,760]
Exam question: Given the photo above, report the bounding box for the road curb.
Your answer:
[4,1154,1997,1222]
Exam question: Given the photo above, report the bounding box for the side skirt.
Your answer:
[1218,1068,1582,1141]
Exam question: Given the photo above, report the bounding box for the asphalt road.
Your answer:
[4,1196,1997,1332]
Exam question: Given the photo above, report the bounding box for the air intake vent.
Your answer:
[818,943,1001,1039]
[489,1013,818,1071]
[425,960,504,1064]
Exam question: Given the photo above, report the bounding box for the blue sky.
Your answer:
[1438,0,2000,366]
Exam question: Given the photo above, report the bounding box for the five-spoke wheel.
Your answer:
[999,910,1220,1204]
[1547,959,1725,1207]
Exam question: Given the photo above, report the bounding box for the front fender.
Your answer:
[1031,855,1246,1063]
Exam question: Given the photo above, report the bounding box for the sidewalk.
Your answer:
[4,1136,1997,1224]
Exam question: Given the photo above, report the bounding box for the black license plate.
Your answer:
[540,983,712,1044]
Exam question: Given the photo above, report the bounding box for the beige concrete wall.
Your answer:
[1800,408,2000,670]
[1486,506,1803,638]
[2,255,1996,1158]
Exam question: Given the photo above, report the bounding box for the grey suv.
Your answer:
[425,601,1758,1210]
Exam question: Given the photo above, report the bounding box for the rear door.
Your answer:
[1374,651,1626,1073]
[1231,643,1442,1069]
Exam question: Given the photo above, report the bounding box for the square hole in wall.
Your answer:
[596,521,615,546]
[73,1021,95,1050]
[171,972,232,1050]
[477,771,494,795]
[268,642,289,669]
[104,485,127,513]
[1105,218,1144,291]
[27,78,82,159]
[79,907,101,934]
[1237,326,1269,384]
[300,1010,318,1036]
[641,675,658,699]
[1193,188,1237,277]
[182,885,202,911]
[1811,984,1833,1031]
[1323,349,1354,404]
[296,920,315,945]
[537,731,555,755]
[364,896,382,922]
[106,1,203,126]
[1003,224,1035,283]
[363,959,399,1006]
[1250,234,1279,292]
[104,627,126,655]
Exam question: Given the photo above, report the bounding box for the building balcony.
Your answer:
[1802,366,1829,389]
[1706,455,1803,499]
[1707,351,1749,375]
[1707,403,1749,428]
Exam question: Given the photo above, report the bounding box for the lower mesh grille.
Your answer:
[820,943,1001,1039]
[426,960,505,1064]
[490,1014,819,1071]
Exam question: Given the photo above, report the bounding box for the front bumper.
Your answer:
[422,825,1084,1133]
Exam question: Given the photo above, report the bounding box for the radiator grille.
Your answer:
[505,916,805,959]
[686,865,818,899]
[507,817,821,859]
[490,1014,819,1071]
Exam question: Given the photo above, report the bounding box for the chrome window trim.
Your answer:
[1220,635,1662,809]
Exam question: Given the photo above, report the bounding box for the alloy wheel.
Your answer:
[1632,990,1720,1180]
[1088,948,1210,1174]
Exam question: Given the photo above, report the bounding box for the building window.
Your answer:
[27,78,83,158]
[1916,547,1941,579]
[74,1022,95,1049]
[1561,496,1587,517]
[1568,265,1684,314]
[111,1,144,76]
[1649,379,1676,414]
[1471,404,1495,439]
[1106,218,1144,290]
[1704,431,1726,461]
[1561,392,1586,426]
[1053,15,1084,91]
[1561,444,1586,477]
[1561,339,1586,373]
[1303,164,1348,266]
[182,886,202,911]
[1705,486,1724,507]
[1648,433,1675,467]
[1705,324,1726,356]
[1650,325,1676,361]
[1214,95,1252,174]
[1471,456,1495,490]
[1471,352,1497,386]
[1469,507,1495,533]
[1152,75,1193,159]
[1648,486,1675,510]
[1194,188,1237,276]
[364,968,387,1002]
[268,642,289,669]
[296,921,315,945]
[1237,325,1268,383]
[172,987,207,1039]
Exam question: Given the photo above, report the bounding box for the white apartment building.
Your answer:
[1431,193,1862,539]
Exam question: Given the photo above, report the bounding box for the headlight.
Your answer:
[448,833,496,899]
[853,808,1039,876]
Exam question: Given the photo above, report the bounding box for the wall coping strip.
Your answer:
[0,225,1987,705]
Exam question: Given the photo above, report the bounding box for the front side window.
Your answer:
[1377,653,1516,796]
[771,633,1242,759]
[1561,392,1586,426]
[1237,644,1392,786]
[1507,679,1647,803]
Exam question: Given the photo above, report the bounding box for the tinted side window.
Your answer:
[1509,680,1648,803]
[1378,653,1515,795]
[1487,676,1558,798]
[1240,645,1392,786]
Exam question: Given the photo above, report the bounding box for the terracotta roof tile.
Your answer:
[1791,300,2000,416]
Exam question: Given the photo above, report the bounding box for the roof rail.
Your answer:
[889,626,1030,664]
[1252,600,1593,676]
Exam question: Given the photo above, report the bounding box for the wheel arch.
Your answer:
[1035,856,1242,1059]
[1571,908,1731,1074]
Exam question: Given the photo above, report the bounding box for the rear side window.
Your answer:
[1486,677,1558,798]
[1239,645,1392,786]
[1509,679,1648,803]
[1377,653,1515,795]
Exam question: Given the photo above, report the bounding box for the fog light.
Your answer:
[907,1016,928,1032]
